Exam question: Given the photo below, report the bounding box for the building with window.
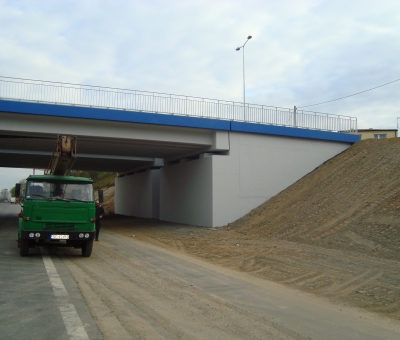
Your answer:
[357,129,398,140]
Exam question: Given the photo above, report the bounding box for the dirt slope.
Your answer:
[231,137,400,260]
[100,138,400,320]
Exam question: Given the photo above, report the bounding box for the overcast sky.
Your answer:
[1,0,400,191]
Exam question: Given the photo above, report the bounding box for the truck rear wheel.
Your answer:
[82,240,93,257]
[20,239,30,256]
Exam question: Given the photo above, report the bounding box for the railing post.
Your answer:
[134,91,137,111]
[315,112,318,130]
[326,114,329,131]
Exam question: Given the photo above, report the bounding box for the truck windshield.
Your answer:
[25,180,94,202]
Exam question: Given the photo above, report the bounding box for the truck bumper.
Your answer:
[21,230,95,241]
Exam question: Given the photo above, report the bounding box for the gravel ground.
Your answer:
[100,138,400,321]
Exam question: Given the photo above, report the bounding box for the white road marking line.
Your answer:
[41,249,90,340]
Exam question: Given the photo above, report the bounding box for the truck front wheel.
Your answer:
[20,239,30,256]
[81,240,93,257]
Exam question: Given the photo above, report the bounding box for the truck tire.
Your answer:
[20,239,29,256]
[81,240,93,257]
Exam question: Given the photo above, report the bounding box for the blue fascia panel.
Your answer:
[0,100,231,131]
[0,99,360,143]
[231,121,360,143]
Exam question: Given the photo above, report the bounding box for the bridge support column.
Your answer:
[115,169,160,219]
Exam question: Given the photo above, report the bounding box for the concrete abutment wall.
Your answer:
[115,169,160,219]
[115,132,352,227]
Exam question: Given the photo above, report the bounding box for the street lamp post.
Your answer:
[236,35,252,120]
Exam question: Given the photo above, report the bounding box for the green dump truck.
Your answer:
[17,174,96,257]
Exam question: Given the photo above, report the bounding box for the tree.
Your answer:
[88,171,101,181]
[0,188,9,201]
[9,179,26,198]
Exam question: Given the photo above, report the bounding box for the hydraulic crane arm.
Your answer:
[45,135,77,176]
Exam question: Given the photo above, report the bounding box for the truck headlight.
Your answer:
[79,233,84,238]
[35,233,41,238]
[85,233,90,238]
[29,233,34,238]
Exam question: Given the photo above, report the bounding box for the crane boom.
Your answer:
[45,135,77,176]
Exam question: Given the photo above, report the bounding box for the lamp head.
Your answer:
[247,35,252,40]
[236,47,241,51]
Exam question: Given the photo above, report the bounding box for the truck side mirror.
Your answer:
[15,183,21,198]
[98,189,104,203]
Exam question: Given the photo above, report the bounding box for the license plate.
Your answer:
[51,235,69,240]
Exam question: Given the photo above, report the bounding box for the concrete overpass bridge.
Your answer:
[0,76,360,227]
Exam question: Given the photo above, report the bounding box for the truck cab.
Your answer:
[17,175,96,257]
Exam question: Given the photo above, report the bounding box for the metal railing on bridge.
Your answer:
[0,76,357,133]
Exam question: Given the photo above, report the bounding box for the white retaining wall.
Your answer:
[115,132,351,227]
[115,169,160,218]
[160,154,213,226]
[209,132,349,226]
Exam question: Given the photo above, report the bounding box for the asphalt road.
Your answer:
[0,203,103,340]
